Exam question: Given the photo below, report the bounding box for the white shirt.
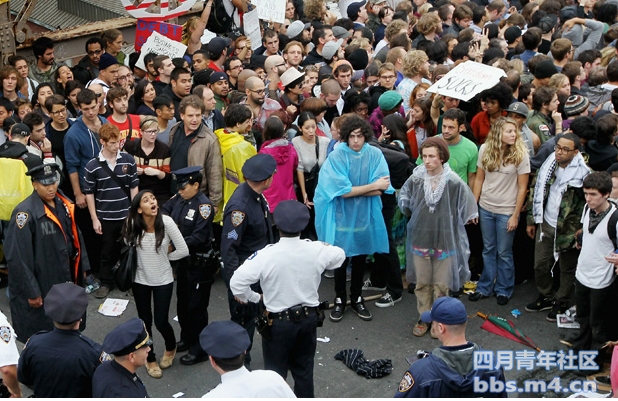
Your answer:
[576,204,618,289]
[544,167,564,228]
[0,311,19,368]
[203,367,296,398]
[134,215,189,286]
[230,237,345,312]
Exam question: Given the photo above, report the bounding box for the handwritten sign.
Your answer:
[135,19,183,51]
[252,0,286,24]
[121,0,198,20]
[243,9,262,51]
[135,31,187,71]
[427,61,506,102]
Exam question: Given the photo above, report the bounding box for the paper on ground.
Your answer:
[98,298,130,317]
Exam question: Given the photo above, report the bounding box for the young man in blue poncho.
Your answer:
[314,114,394,322]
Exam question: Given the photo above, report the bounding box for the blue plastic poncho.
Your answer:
[314,143,394,256]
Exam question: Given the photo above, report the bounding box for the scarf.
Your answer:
[413,163,451,213]
[532,152,590,224]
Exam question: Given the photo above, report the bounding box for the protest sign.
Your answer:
[427,61,506,102]
[243,9,262,51]
[135,19,183,51]
[135,31,187,71]
[252,0,286,24]
[121,0,198,20]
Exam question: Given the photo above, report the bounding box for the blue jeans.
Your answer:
[476,206,516,298]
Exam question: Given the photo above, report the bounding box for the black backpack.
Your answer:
[371,141,414,190]
[206,0,235,34]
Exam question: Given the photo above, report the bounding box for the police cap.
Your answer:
[241,154,276,182]
[44,282,88,324]
[172,166,203,190]
[200,320,249,358]
[102,318,153,356]
[420,296,468,325]
[27,163,61,185]
[274,200,310,233]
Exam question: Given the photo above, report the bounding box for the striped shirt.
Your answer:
[134,215,189,286]
[83,151,139,221]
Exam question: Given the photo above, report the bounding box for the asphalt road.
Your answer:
[3,273,607,398]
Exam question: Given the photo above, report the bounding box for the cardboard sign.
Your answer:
[252,0,286,24]
[121,0,198,21]
[135,31,187,71]
[427,61,507,102]
[135,19,183,51]
[243,9,262,51]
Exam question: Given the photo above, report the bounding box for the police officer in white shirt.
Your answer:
[0,311,21,397]
[200,320,296,398]
[230,200,346,398]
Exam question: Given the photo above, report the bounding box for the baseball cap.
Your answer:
[420,297,468,325]
[504,26,522,45]
[322,39,344,61]
[287,20,310,39]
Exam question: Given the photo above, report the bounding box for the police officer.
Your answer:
[231,200,346,397]
[221,153,277,368]
[92,318,151,398]
[200,320,296,398]
[0,310,21,397]
[17,283,105,398]
[5,163,89,342]
[393,297,507,397]
[162,166,216,365]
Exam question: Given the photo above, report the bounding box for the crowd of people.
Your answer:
[2,0,618,395]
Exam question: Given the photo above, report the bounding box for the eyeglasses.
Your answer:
[380,75,396,80]
[50,107,67,115]
[117,74,133,81]
[250,89,266,95]
[554,145,575,153]
[275,63,286,68]
[142,129,158,135]
[94,92,103,98]
[229,65,243,71]
[87,50,102,56]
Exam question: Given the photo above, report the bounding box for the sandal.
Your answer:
[146,362,162,378]
[413,322,428,337]
[160,348,176,369]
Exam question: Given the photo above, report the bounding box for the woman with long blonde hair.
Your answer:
[469,117,530,306]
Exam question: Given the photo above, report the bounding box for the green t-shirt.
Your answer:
[415,135,478,183]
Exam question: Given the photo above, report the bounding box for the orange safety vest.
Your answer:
[42,194,81,283]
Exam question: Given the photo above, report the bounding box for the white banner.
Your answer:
[243,9,262,51]
[252,0,286,24]
[427,61,507,102]
[135,31,188,71]
[121,0,198,20]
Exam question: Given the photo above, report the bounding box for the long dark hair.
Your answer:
[382,114,412,157]
[122,190,165,251]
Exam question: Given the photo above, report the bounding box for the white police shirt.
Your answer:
[230,237,345,312]
[0,311,19,368]
[202,366,296,398]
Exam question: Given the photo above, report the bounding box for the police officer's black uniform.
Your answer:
[162,166,216,365]
[5,163,89,342]
[93,318,152,398]
[220,154,276,367]
[17,283,104,398]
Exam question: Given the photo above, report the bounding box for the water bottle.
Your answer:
[85,274,100,293]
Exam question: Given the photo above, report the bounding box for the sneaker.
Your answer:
[350,297,372,321]
[546,301,568,322]
[497,295,509,306]
[375,293,401,308]
[94,285,110,299]
[323,270,335,279]
[413,321,428,337]
[329,298,345,322]
[525,295,553,312]
[468,292,489,302]
[362,279,387,291]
